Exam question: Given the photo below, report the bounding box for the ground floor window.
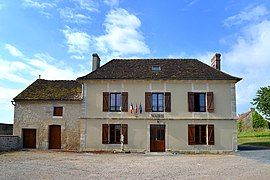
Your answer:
[188,124,214,145]
[102,124,128,144]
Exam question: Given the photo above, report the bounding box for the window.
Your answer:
[110,93,122,112]
[152,65,161,71]
[152,93,164,112]
[102,124,128,144]
[109,124,121,144]
[188,92,214,113]
[53,107,63,117]
[195,125,206,145]
[194,93,206,112]
[188,124,215,145]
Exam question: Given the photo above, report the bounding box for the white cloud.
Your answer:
[74,0,98,12]
[104,0,119,7]
[62,26,91,55]
[224,5,269,27]
[27,52,88,80]
[94,8,150,56]
[0,86,21,111]
[5,44,24,57]
[22,0,56,9]
[222,6,270,112]
[71,55,85,60]
[59,7,91,24]
[22,0,56,17]
[0,58,31,84]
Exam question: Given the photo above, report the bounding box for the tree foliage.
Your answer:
[253,86,270,120]
[252,111,268,129]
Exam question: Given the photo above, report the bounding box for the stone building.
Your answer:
[13,53,241,152]
[13,80,82,150]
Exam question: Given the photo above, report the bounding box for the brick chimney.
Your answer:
[92,53,100,72]
[211,53,221,70]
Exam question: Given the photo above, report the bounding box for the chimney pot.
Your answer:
[92,53,100,72]
[211,53,221,70]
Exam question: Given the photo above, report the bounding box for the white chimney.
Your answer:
[211,53,221,70]
[92,53,100,72]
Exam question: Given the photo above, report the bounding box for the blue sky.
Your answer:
[0,0,270,123]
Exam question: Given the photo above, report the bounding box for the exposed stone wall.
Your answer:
[0,135,21,151]
[0,123,13,135]
[13,101,81,151]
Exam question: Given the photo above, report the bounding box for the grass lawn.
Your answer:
[238,129,270,147]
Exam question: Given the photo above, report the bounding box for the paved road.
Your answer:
[0,150,270,180]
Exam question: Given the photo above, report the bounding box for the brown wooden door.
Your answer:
[150,125,165,152]
[49,125,61,149]
[22,129,36,148]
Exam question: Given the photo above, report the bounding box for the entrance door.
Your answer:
[150,125,165,152]
[49,125,61,149]
[22,129,36,148]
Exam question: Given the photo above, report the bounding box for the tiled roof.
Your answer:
[14,79,82,101]
[77,59,241,81]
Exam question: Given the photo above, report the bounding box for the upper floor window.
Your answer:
[152,93,164,112]
[145,92,171,112]
[53,107,63,117]
[110,93,122,112]
[194,93,206,112]
[188,92,214,113]
[103,92,128,112]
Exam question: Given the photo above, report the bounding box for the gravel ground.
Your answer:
[0,150,270,180]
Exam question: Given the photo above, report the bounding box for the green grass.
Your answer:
[238,129,270,147]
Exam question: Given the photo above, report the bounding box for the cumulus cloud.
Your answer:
[59,7,91,24]
[223,20,270,108]
[221,5,270,112]
[5,44,24,57]
[224,5,269,27]
[62,26,91,55]
[94,8,150,56]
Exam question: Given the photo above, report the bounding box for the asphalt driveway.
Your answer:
[0,149,270,180]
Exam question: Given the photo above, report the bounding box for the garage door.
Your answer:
[22,129,36,148]
[49,125,61,149]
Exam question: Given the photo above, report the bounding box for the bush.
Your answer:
[252,111,268,129]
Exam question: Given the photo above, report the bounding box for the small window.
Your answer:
[53,107,63,117]
[194,93,206,112]
[152,93,164,112]
[152,65,161,71]
[110,93,122,112]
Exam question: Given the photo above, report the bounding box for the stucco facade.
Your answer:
[13,101,81,150]
[79,79,238,152]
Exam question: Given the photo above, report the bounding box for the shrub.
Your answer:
[252,111,268,129]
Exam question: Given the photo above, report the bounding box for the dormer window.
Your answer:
[152,65,161,72]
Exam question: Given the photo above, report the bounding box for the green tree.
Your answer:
[253,86,270,120]
[252,111,268,129]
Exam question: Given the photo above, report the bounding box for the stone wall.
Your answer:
[13,100,81,150]
[0,135,21,151]
[0,123,13,135]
